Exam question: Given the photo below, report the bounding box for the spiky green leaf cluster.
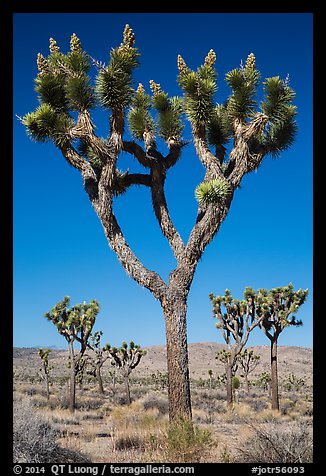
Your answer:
[64,73,95,111]
[77,139,105,169]
[177,51,217,127]
[149,80,184,141]
[113,168,129,196]
[39,38,94,111]
[22,103,74,146]
[261,76,297,157]
[96,25,139,111]
[225,54,260,122]
[207,104,232,149]
[261,76,296,121]
[23,33,95,143]
[128,83,155,140]
[195,178,231,205]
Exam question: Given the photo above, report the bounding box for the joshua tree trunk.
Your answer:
[96,366,105,395]
[68,340,76,413]
[226,360,234,409]
[162,293,192,421]
[270,338,279,411]
[244,374,250,394]
[124,374,131,405]
[44,370,50,401]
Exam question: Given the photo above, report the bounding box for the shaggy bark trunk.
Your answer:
[96,366,105,395]
[68,340,76,413]
[226,361,234,409]
[271,338,279,411]
[162,292,192,422]
[124,374,131,405]
[44,369,50,401]
[42,362,50,400]
[244,374,250,394]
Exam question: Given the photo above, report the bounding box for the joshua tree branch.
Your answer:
[89,188,168,302]
[183,199,231,267]
[123,140,152,167]
[58,141,97,180]
[121,173,152,188]
[150,163,185,261]
[192,130,225,180]
[68,110,112,159]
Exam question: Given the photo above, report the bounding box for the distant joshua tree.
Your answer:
[88,331,112,394]
[20,24,298,422]
[44,297,99,412]
[239,349,261,394]
[105,341,146,404]
[256,372,272,393]
[207,369,213,390]
[257,284,308,410]
[37,348,52,400]
[210,288,265,408]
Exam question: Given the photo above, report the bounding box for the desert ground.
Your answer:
[13,343,313,463]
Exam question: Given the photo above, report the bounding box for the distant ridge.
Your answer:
[13,342,312,383]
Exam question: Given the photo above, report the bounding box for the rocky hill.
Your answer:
[13,342,313,384]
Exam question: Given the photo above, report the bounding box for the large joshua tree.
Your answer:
[21,25,298,421]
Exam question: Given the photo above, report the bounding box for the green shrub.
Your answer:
[166,417,213,463]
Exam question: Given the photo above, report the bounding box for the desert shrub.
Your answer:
[280,398,296,415]
[76,397,104,410]
[115,434,144,451]
[141,393,169,415]
[166,417,214,463]
[241,394,269,413]
[236,419,313,463]
[13,398,89,463]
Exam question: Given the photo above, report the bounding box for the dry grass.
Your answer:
[13,354,313,464]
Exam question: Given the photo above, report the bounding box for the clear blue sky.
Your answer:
[13,13,313,349]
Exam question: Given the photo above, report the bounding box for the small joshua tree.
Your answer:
[44,296,99,412]
[105,341,146,404]
[20,25,298,422]
[210,288,265,408]
[283,373,305,392]
[75,355,90,388]
[88,331,112,394]
[256,372,272,393]
[216,349,239,404]
[37,348,52,400]
[239,349,261,394]
[256,283,308,410]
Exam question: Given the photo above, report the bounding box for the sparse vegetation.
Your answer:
[13,343,312,463]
